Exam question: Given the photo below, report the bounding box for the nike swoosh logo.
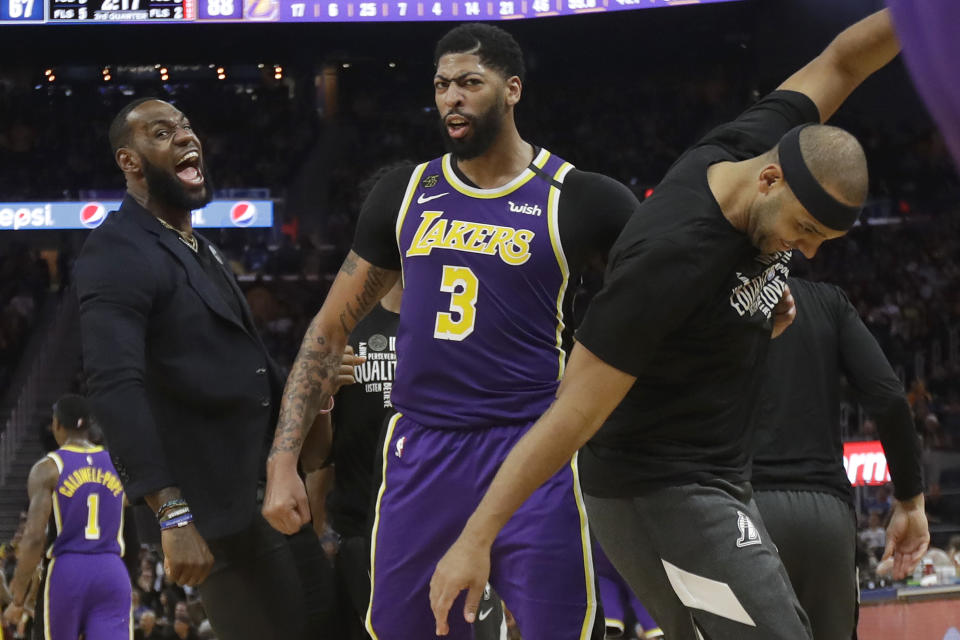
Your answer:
[417,192,449,204]
[477,608,492,621]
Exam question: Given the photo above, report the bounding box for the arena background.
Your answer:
[0,0,958,637]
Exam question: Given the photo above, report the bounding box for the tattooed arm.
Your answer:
[263,251,400,534]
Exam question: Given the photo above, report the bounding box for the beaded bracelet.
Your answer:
[156,498,188,520]
[159,513,194,531]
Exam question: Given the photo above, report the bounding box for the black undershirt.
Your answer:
[751,278,923,504]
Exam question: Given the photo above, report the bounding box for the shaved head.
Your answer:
[794,124,869,207]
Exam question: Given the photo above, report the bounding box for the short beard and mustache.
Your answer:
[141,157,214,211]
[438,99,506,160]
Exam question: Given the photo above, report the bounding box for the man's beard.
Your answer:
[438,101,505,161]
[142,157,214,211]
[749,194,782,254]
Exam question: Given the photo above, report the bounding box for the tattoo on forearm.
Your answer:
[340,264,389,333]
[269,261,391,459]
[340,252,359,276]
[271,324,341,458]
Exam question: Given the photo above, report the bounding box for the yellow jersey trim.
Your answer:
[44,557,56,639]
[547,161,574,380]
[60,445,104,454]
[571,451,598,640]
[441,149,551,199]
[48,490,63,560]
[46,452,64,474]
[47,453,64,559]
[365,412,402,640]
[605,618,627,633]
[118,494,127,556]
[396,164,430,288]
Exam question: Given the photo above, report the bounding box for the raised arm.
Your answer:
[263,252,399,534]
[778,9,900,122]
[429,342,635,634]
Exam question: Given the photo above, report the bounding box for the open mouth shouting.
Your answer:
[445,114,472,140]
[175,149,204,187]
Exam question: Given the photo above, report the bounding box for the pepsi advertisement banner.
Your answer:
[0,200,272,230]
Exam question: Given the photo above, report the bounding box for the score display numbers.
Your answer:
[46,0,190,21]
[3,0,739,23]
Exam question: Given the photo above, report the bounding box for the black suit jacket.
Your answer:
[76,195,284,539]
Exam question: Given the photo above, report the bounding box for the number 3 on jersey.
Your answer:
[434,265,478,341]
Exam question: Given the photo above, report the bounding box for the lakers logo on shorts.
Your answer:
[735,510,761,548]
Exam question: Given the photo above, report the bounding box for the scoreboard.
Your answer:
[1,0,739,23]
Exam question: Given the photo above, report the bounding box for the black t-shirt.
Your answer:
[351,153,640,348]
[576,90,820,495]
[327,303,399,539]
[751,277,923,504]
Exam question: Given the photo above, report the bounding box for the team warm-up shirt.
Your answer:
[576,90,820,495]
[327,302,399,539]
[46,445,125,557]
[353,149,639,430]
[751,277,924,505]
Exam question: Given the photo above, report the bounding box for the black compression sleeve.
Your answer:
[836,288,924,500]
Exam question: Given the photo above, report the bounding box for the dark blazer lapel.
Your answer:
[155,231,248,333]
[204,240,263,339]
[120,195,249,334]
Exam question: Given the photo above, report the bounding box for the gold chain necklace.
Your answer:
[158,218,198,253]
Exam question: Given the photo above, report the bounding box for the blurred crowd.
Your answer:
[0,245,52,395]
[0,78,317,200]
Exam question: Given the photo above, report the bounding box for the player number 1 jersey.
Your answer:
[47,445,125,557]
[392,149,574,430]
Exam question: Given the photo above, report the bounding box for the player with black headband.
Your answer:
[429,9,924,640]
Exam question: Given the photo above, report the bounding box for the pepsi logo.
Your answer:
[230,201,256,227]
[80,202,107,229]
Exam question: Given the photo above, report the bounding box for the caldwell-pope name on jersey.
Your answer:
[405,210,535,266]
[58,466,124,498]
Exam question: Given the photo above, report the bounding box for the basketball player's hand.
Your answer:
[771,284,796,338]
[880,494,929,580]
[2,602,23,627]
[263,461,311,535]
[161,524,215,587]
[430,536,490,636]
[338,344,366,387]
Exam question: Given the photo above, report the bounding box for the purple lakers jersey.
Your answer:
[392,149,574,429]
[47,446,125,557]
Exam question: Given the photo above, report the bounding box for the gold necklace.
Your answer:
[158,218,198,253]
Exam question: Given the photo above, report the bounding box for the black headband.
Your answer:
[778,125,861,231]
